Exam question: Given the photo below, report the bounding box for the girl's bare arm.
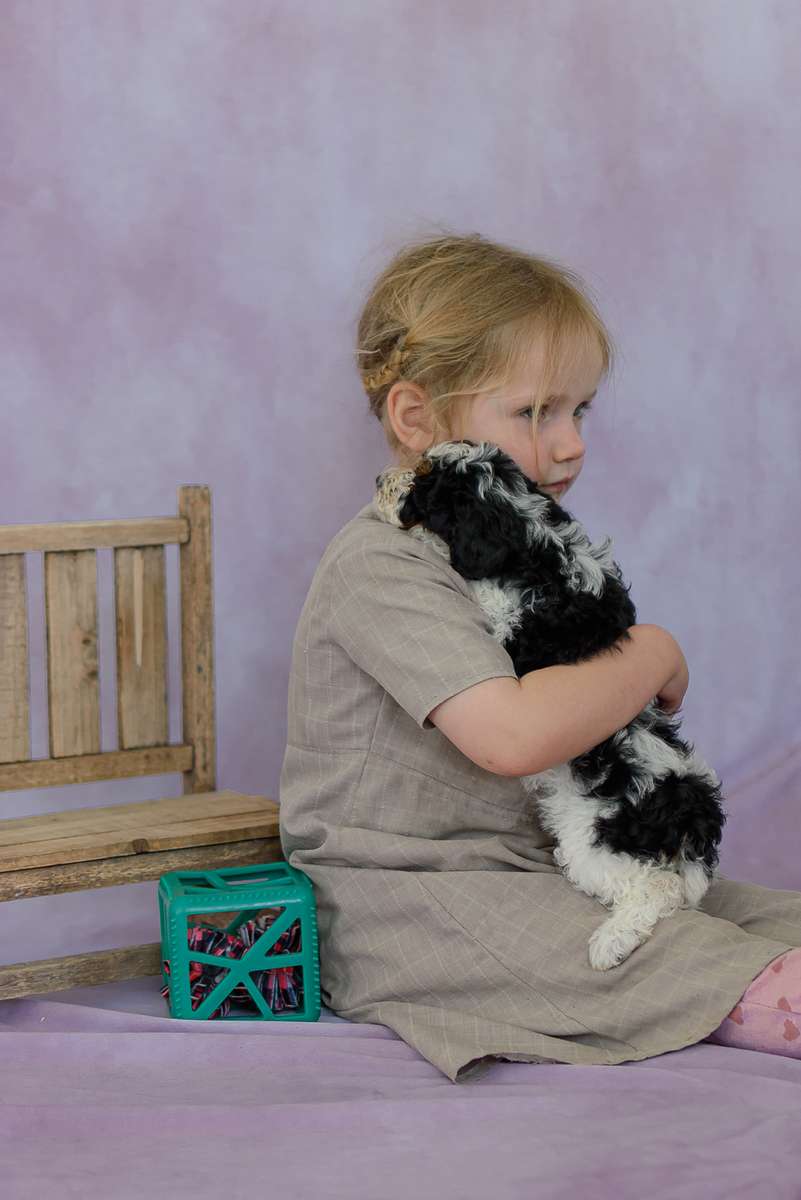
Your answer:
[428,624,687,777]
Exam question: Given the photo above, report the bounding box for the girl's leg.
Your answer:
[703,946,801,1058]
[698,874,801,947]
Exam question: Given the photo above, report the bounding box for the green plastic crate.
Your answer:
[158,861,320,1021]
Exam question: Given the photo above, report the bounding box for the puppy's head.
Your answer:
[376,440,534,579]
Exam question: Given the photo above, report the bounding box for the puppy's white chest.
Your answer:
[465,578,525,643]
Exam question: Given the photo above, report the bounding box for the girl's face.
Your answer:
[450,334,605,501]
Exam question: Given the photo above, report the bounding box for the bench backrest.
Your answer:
[0,486,215,796]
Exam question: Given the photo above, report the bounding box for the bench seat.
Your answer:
[0,790,282,999]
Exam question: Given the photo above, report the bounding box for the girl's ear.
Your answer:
[448,502,522,579]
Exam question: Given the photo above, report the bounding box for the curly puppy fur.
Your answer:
[374,440,727,970]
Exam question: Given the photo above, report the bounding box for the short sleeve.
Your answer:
[327,533,518,729]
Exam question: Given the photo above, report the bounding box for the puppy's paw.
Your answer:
[588,921,642,971]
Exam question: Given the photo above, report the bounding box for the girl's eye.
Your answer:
[517,402,593,421]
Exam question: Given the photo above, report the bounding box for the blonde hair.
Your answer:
[356,231,615,462]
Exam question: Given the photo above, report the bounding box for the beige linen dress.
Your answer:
[278,496,801,1083]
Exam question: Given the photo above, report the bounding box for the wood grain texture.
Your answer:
[115,545,169,748]
[0,834,282,900]
[179,486,216,793]
[45,549,101,757]
[0,744,192,790]
[0,942,164,999]
[0,516,188,554]
[0,791,280,870]
[0,554,30,763]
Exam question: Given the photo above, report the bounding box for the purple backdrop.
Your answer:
[1,0,799,967]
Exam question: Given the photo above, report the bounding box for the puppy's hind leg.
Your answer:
[587,867,686,971]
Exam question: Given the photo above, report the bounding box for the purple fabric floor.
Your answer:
[2,975,801,1199]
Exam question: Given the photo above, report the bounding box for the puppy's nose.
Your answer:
[375,473,382,488]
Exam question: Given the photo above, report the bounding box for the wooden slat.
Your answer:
[0,790,279,871]
[179,486,216,793]
[115,546,168,749]
[0,744,192,791]
[45,549,101,757]
[0,943,164,1000]
[0,835,282,900]
[0,554,30,763]
[0,516,189,555]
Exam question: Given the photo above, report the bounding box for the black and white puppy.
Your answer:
[375,440,727,970]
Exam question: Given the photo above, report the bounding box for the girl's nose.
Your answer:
[554,424,585,461]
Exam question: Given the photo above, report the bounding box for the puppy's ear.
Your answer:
[448,500,522,579]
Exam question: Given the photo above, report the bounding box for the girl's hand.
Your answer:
[652,632,689,715]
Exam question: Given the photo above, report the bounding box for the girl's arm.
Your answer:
[429,624,687,777]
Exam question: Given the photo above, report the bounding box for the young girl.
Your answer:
[278,232,801,1083]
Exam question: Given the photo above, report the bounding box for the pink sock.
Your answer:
[703,946,801,1058]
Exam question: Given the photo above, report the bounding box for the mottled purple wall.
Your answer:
[1,0,799,964]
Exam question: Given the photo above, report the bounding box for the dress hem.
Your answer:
[451,934,797,1083]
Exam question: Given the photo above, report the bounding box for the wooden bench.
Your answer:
[0,486,281,1000]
